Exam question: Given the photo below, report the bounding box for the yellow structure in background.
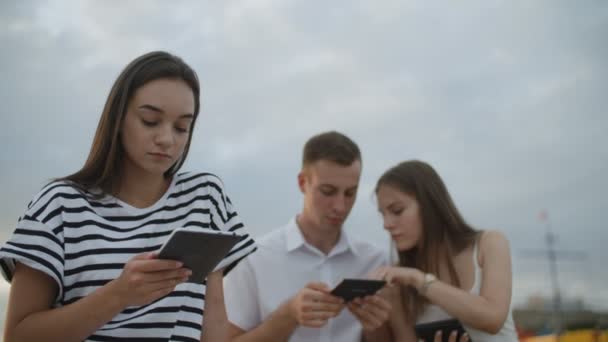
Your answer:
[522,330,608,342]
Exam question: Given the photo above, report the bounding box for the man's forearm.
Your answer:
[232,301,298,342]
[362,323,393,342]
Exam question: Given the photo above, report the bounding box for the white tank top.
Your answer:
[416,239,518,341]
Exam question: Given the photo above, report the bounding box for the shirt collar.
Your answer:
[285,216,359,257]
[285,218,305,252]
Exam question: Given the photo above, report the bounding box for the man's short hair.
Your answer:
[302,131,361,168]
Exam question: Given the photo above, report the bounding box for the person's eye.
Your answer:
[175,126,189,134]
[320,189,335,196]
[391,208,404,215]
[141,119,158,127]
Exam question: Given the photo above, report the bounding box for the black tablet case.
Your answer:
[158,229,242,283]
[414,319,469,342]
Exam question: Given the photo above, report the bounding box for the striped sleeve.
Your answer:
[209,178,256,273]
[0,211,65,302]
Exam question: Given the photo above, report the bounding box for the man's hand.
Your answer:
[288,282,344,328]
[346,294,391,332]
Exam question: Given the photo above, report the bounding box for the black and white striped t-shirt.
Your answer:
[0,171,256,341]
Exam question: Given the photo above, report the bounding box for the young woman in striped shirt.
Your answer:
[0,51,255,342]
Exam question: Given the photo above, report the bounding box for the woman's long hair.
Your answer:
[58,51,200,195]
[375,160,479,320]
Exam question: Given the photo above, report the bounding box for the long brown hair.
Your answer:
[59,51,200,194]
[375,160,478,319]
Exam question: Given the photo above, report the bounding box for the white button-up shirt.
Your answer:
[224,218,388,342]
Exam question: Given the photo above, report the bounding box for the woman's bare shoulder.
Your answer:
[478,229,511,264]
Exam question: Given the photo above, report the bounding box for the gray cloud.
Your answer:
[1,0,607,312]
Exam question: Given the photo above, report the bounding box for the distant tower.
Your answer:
[521,210,587,336]
[539,210,563,335]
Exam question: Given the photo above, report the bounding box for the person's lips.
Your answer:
[328,217,344,225]
[149,152,171,159]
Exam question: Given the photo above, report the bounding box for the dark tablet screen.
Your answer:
[330,278,386,302]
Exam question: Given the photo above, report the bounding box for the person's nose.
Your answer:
[155,124,174,148]
[332,194,347,215]
[383,216,396,232]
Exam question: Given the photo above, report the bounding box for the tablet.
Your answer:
[414,319,469,342]
[157,228,243,283]
[330,278,386,302]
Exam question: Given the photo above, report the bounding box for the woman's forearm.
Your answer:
[424,281,508,334]
[6,279,127,342]
[201,270,229,342]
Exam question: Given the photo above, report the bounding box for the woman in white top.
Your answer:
[0,51,255,341]
[372,160,518,341]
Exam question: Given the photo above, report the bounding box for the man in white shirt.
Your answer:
[224,131,392,342]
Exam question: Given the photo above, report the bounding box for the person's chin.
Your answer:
[141,163,171,176]
[396,239,416,252]
[321,220,342,231]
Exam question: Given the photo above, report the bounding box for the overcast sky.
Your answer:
[1,0,607,316]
